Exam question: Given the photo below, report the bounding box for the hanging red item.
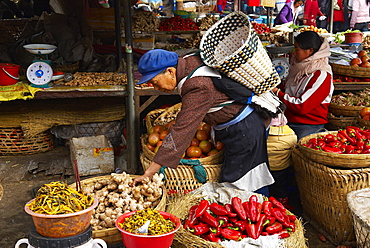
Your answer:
[248,0,260,7]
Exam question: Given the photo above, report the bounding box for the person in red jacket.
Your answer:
[303,0,325,27]
[215,0,227,13]
[272,31,333,141]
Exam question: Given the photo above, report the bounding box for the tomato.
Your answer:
[196,130,209,141]
[153,124,166,134]
[215,141,225,151]
[148,133,160,146]
[360,107,370,118]
[190,137,200,147]
[199,140,212,154]
[187,146,202,158]
[363,114,370,121]
[159,130,168,140]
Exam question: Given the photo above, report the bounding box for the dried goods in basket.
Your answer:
[298,131,370,169]
[329,103,364,117]
[292,148,370,245]
[69,173,167,245]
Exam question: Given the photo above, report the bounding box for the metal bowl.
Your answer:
[266,43,294,54]
[248,14,260,19]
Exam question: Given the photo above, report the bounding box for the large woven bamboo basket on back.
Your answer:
[292,148,370,246]
[298,131,370,169]
[69,174,167,245]
[140,154,221,195]
[199,11,280,95]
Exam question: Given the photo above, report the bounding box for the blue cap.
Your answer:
[137,49,178,85]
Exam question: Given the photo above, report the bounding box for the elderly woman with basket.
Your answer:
[134,12,285,196]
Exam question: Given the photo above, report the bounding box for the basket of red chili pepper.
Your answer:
[298,128,370,169]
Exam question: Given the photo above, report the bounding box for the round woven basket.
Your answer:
[69,174,167,245]
[298,131,370,169]
[329,103,363,117]
[0,127,53,155]
[152,103,182,128]
[330,63,370,78]
[140,154,222,195]
[199,11,280,95]
[326,115,358,130]
[141,133,224,165]
[145,108,167,131]
[358,116,370,129]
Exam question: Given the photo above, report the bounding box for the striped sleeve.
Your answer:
[277,70,333,116]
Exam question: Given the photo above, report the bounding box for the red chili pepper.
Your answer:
[359,130,370,139]
[207,232,222,242]
[195,200,209,218]
[220,227,242,241]
[231,197,247,220]
[337,133,348,143]
[285,221,296,232]
[261,231,269,236]
[266,222,283,234]
[209,203,229,216]
[200,211,219,228]
[277,229,290,239]
[271,208,290,227]
[210,226,222,236]
[255,214,267,237]
[324,134,336,143]
[248,195,258,222]
[345,144,356,154]
[183,219,192,229]
[216,216,229,227]
[266,216,276,226]
[327,140,341,148]
[224,203,238,218]
[308,138,318,147]
[268,196,286,211]
[262,198,273,216]
[189,222,210,235]
[242,201,251,219]
[322,146,343,154]
[187,205,199,227]
[245,221,259,239]
[357,139,365,152]
[234,220,248,232]
[339,130,356,145]
[287,213,297,222]
[317,139,326,148]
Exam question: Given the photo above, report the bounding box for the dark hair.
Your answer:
[294,0,304,4]
[295,31,323,54]
[367,0,370,5]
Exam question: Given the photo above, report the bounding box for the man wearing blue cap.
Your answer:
[133,49,274,196]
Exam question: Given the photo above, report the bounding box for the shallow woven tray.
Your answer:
[0,127,53,155]
[329,104,364,117]
[141,133,224,165]
[347,188,370,248]
[70,174,167,245]
[326,115,358,130]
[292,148,370,245]
[298,131,370,169]
[330,63,370,78]
[358,116,370,129]
[140,154,221,195]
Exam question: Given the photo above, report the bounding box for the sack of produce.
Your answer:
[298,128,370,169]
[166,182,307,248]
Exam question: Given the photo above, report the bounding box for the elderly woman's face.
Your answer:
[148,68,177,93]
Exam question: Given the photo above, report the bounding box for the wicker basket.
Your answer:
[0,127,53,155]
[52,61,80,73]
[329,103,364,117]
[326,114,358,130]
[152,103,182,128]
[140,154,221,195]
[298,131,370,169]
[330,63,370,78]
[292,148,370,245]
[347,188,370,248]
[358,116,370,129]
[145,107,167,131]
[69,174,167,245]
[141,133,224,165]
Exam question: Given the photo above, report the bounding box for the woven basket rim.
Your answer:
[330,63,370,77]
[298,131,370,169]
[358,116,370,128]
[329,103,365,111]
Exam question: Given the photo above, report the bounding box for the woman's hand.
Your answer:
[133,162,162,185]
